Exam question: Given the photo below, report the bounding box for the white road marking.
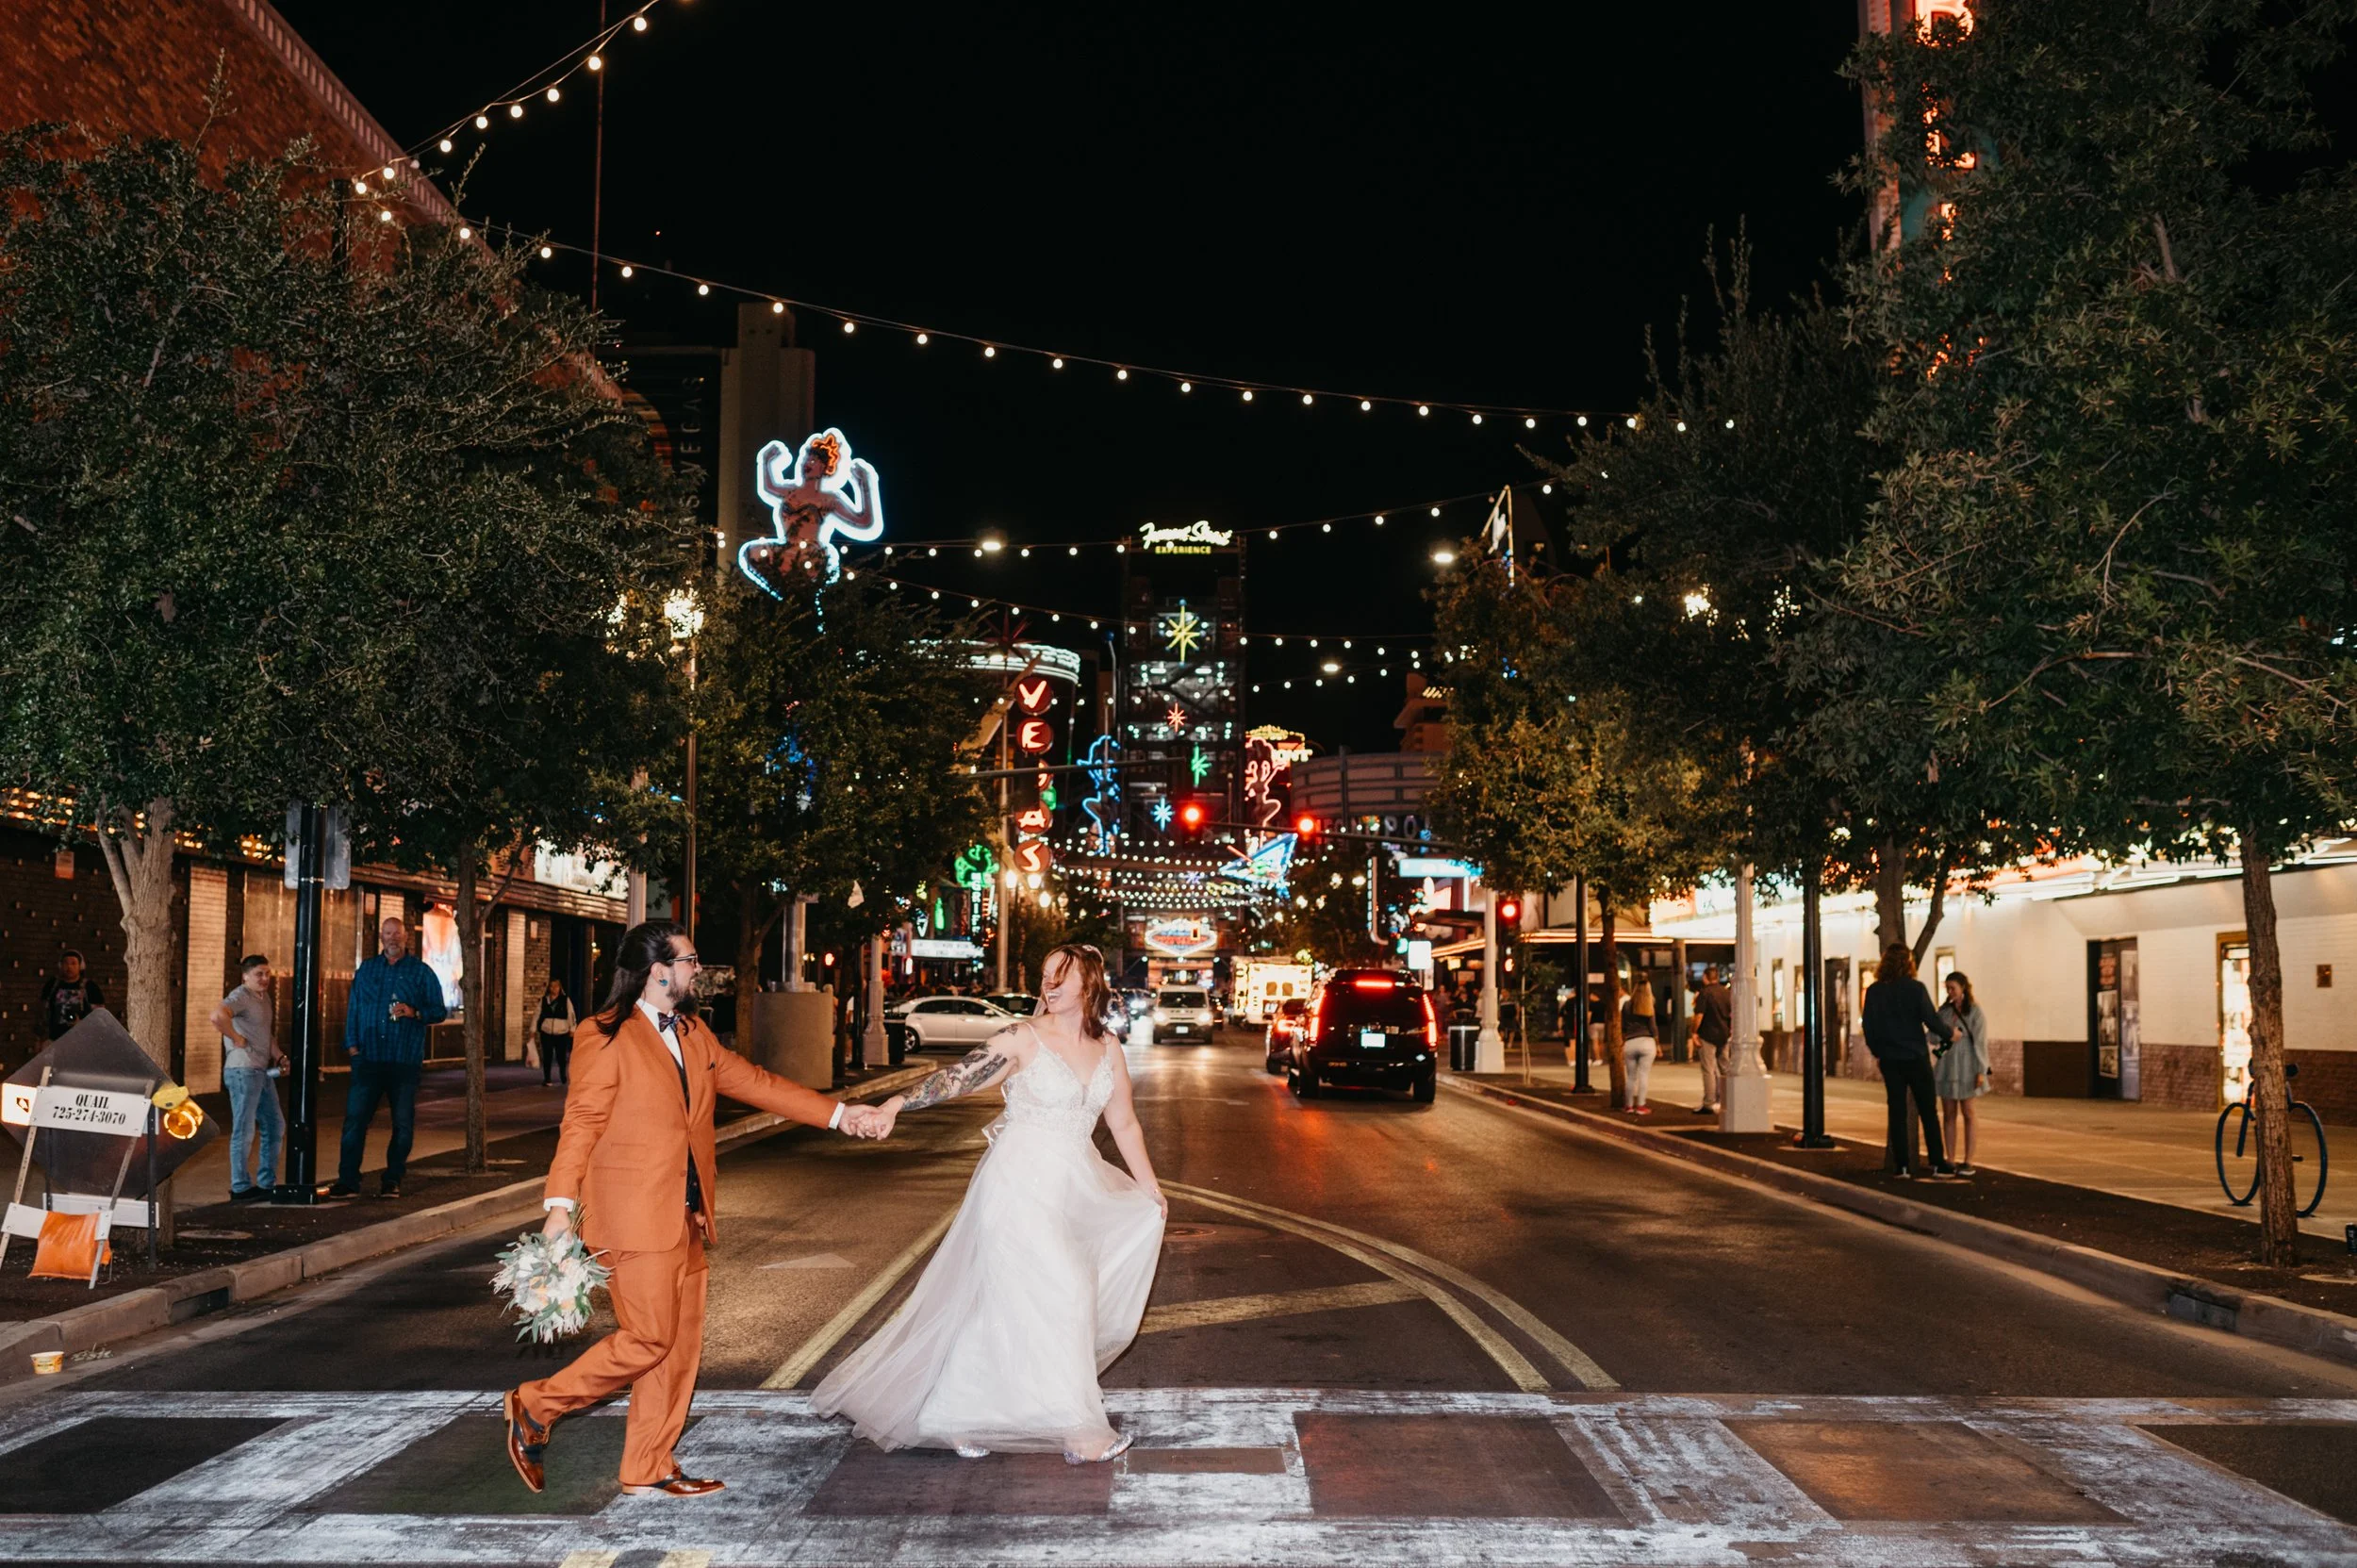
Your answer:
[1139,1280,1422,1334]
[1,1388,2352,1565]
[760,1251,855,1270]
[760,1205,958,1389]
[1164,1181,1615,1390]
[1172,1185,1555,1393]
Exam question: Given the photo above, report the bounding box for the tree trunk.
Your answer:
[2239,819,2300,1265]
[1602,899,1626,1109]
[453,852,487,1172]
[1910,845,1955,971]
[1872,835,1908,957]
[734,883,782,1011]
[94,797,179,1247]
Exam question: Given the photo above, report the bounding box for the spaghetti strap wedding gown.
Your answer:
[810,1032,1165,1454]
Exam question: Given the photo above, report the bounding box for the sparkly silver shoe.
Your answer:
[1065,1431,1133,1466]
[955,1444,991,1460]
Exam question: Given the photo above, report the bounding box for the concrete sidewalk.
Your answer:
[1497,1051,2357,1242]
[182,1064,571,1207]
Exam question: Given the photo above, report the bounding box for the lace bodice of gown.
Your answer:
[992,1032,1113,1143]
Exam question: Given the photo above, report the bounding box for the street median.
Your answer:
[1443,1073,2357,1375]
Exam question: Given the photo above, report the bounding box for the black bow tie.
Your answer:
[655,1012,680,1032]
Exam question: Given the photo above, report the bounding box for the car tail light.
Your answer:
[1350,977,1395,990]
[1308,992,1324,1045]
[1421,993,1439,1052]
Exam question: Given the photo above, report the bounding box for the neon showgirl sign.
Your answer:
[738,427,885,593]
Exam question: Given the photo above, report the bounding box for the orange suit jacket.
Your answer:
[544,1006,843,1253]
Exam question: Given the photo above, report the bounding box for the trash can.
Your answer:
[1449,1023,1481,1072]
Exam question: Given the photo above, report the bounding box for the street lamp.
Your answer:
[666,589,704,939]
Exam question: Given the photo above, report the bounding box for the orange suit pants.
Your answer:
[518,1230,707,1486]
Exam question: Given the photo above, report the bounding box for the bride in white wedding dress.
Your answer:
[810,943,1166,1462]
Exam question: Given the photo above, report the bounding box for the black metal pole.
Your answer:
[145,1104,157,1268]
[1797,858,1833,1147]
[275,803,327,1203]
[1572,872,1592,1093]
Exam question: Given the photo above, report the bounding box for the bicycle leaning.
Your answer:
[2215,1061,2330,1217]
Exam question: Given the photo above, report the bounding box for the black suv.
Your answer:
[1287,969,1439,1102]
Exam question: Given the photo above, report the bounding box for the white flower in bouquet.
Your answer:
[492,1223,612,1343]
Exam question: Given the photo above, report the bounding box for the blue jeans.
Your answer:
[223,1066,284,1195]
[337,1060,422,1190]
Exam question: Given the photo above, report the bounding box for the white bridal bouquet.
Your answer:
[491,1225,612,1343]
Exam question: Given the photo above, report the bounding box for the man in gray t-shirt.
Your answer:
[210,955,287,1200]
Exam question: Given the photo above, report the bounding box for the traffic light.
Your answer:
[1496,895,1522,926]
[1294,812,1321,839]
[1178,800,1209,833]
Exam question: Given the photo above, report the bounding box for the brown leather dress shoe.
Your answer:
[504,1389,550,1494]
[621,1471,727,1497]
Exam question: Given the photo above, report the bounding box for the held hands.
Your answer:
[837,1099,900,1140]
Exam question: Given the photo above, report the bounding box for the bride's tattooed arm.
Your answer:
[898,1045,1014,1112]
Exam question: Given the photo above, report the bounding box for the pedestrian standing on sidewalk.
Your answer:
[1691,965,1732,1114]
[1936,971,1991,1176]
[1862,944,1957,1179]
[1621,979,1658,1114]
[536,978,577,1087]
[331,916,449,1199]
[38,949,104,1040]
[210,955,288,1202]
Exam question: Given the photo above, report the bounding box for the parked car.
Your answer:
[1264,997,1310,1074]
[983,992,1038,1018]
[1285,969,1439,1101]
[888,995,1016,1050]
[1150,985,1217,1044]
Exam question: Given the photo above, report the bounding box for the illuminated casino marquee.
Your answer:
[1139,520,1234,555]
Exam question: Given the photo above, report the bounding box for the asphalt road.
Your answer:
[8,1028,2357,1565]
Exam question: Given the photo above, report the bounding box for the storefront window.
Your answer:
[2219,935,2252,1106]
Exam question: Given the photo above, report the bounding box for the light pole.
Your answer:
[1721,862,1771,1132]
[1572,872,1592,1093]
[665,590,704,940]
[1475,883,1505,1073]
[1797,858,1833,1147]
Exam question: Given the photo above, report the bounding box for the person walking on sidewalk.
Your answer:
[331,917,449,1199]
[1621,979,1658,1115]
[536,978,577,1087]
[1863,944,1957,1179]
[1691,965,1732,1114]
[210,955,288,1202]
[1936,971,1991,1176]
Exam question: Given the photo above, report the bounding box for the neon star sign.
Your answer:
[1160,602,1206,658]
[1165,702,1190,735]
[1189,744,1212,784]
[738,426,884,592]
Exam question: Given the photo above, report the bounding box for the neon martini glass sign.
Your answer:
[738,427,884,593]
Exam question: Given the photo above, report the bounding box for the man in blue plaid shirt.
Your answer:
[331,916,450,1197]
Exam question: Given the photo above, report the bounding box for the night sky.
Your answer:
[280,3,1867,753]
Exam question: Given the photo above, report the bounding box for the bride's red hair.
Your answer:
[1044,944,1117,1041]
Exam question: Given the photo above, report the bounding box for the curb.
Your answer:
[0,1064,935,1384]
[1442,1075,2357,1374]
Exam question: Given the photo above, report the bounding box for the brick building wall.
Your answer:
[0,0,449,223]
[0,829,134,1073]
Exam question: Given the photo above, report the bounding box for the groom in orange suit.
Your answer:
[505,920,884,1497]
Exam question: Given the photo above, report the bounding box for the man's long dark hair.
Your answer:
[594,919,684,1032]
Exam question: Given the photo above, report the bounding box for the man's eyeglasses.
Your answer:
[667,949,702,968]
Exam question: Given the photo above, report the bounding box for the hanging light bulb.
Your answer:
[1051,356,1064,369]
[456,224,472,239]
[438,138,454,153]
[545,86,562,103]
[619,264,634,278]
[1116,367,1129,380]
[586,53,604,70]
[1242,389,1254,403]
[538,244,553,259]
[508,103,525,118]
[915,331,929,344]
[1300,393,1313,405]
[1472,412,1484,425]
[983,345,997,357]
[842,320,856,334]
[475,113,491,130]
[1179,381,1192,392]
[378,208,394,223]
[772,301,786,314]
[697,282,710,295]
[1360,399,1373,411]
[1525,417,1538,429]
[632,12,648,29]
[353,178,369,194]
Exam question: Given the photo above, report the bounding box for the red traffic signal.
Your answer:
[1294,813,1321,838]
[1496,896,1522,925]
[1178,801,1209,832]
